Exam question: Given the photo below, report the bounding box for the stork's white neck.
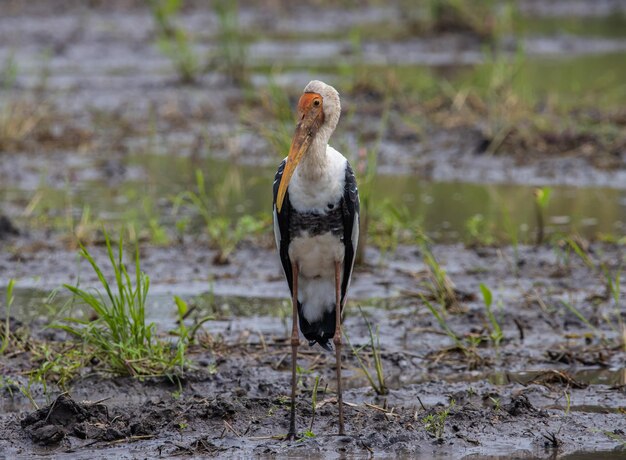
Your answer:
[298,121,335,182]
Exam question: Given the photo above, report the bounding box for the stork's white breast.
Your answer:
[288,146,347,213]
[288,231,345,278]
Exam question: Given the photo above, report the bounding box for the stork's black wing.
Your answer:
[340,161,359,308]
[272,159,294,295]
[273,158,359,351]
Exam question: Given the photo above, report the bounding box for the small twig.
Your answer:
[273,353,287,370]
[82,435,155,448]
[359,437,374,455]
[364,402,398,416]
[105,435,156,445]
[456,433,480,445]
[416,395,427,411]
[513,317,525,341]
[257,330,267,353]
[248,434,287,440]
[45,392,69,423]
[223,420,241,437]
[316,397,358,409]
[89,396,112,406]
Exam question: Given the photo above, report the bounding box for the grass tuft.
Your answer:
[150,0,200,83]
[479,283,503,350]
[422,399,455,441]
[56,231,185,377]
[212,0,248,85]
[348,306,388,395]
[0,279,16,354]
[422,246,460,312]
[172,168,267,263]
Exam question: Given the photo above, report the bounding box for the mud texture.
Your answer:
[1,0,626,458]
[1,236,626,458]
[3,354,626,459]
[0,216,19,240]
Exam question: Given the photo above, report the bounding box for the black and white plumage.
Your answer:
[273,156,359,350]
[272,80,359,438]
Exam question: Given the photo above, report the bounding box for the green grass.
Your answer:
[1,52,18,89]
[56,231,186,377]
[149,0,200,83]
[172,295,213,363]
[421,296,463,349]
[400,0,515,41]
[422,399,455,441]
[172,168,268,263]
[479,283,503,350]
[242,76,294,159]
[602,265,625,351]
[465,214,495,247]
[534,187,552,245]
[420,288,485,367]
[557,239,625,350]
[27,341,90,394]
[212,0,248,85]
[0,279,15,354]
[422,246,459,312]
[308,375,323,435]
[347,306,388,395]
[367,202,427,258]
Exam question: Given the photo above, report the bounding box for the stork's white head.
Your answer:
[303,80,341,135]
[276,80,341,212]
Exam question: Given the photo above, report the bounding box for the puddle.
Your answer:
[346,367,626,392]
[2,154,625,245]
[517,14,626,38]
[561,453,626,460]
[446,368,626,387]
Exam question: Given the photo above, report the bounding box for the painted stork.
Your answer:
[273,80,359,438]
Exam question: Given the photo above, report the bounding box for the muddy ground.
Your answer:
[1,0,626,458]
[1,233,625,458]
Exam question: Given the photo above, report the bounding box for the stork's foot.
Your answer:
[283,431,300,441]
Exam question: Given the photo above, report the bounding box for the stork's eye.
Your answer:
[313,99,321,106]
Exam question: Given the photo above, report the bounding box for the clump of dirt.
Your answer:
[0,215,19,239]
[502,394,539,416]
[20,394,109,445]
[19,392,248,448]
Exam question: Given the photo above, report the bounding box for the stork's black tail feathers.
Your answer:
[297,302,337,352]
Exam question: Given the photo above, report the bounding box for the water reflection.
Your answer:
[1,155,624,244]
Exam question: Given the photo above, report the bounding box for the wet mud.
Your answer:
[1,236,625,458]
[4,381,625,459]
[1,1,626,458]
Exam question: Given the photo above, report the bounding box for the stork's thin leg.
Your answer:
[287,262,300,440]
[333,260,345,436]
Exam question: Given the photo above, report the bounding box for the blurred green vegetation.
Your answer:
[3,153,624,251]
[0,0,625,253]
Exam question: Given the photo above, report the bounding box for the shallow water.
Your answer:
[2,154,625,245]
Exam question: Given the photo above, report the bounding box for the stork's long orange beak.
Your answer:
[276,92,324,212]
